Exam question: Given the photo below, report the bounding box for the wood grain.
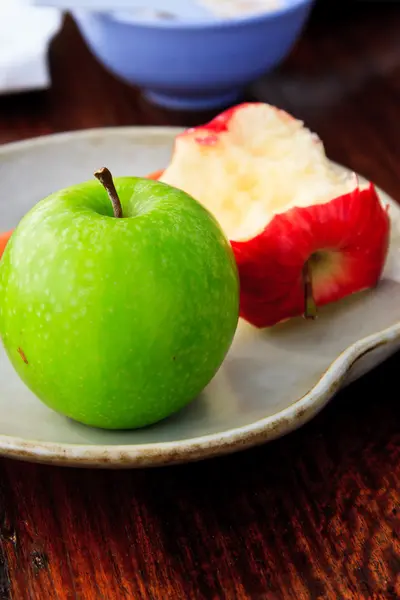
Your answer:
[0,2,400,598]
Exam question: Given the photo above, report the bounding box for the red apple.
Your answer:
[147,169,165,181]
[0,230,13,259]
[160,102,390,327]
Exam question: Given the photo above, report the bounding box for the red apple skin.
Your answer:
[147,169,164,180]
[0,230,13,259]
[180,102,294,147]
[182,103,255,145]
[231,183,390,328]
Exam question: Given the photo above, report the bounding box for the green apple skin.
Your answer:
[0,177,239,430]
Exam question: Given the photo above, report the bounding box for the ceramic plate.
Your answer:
[0,127,400,468]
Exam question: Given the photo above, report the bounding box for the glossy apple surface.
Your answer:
[0,176,239,429]
[0,174,164,259]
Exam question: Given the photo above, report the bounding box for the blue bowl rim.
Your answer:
[78,0,315,31]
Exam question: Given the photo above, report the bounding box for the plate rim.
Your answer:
[0,126,399,468]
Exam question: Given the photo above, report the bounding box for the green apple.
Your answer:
[0,169,239,430]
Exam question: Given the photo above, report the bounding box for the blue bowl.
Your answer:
[73,1,315,111]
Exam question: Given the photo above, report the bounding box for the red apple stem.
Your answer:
[303,260,318,320]
[94,167,123,218]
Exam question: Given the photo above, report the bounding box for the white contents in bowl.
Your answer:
[111,0,283,24]
[111,9,179,22]
[197,0,283,19]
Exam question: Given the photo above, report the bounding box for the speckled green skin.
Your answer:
[0,177,239,430]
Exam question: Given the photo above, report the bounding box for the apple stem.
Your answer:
[303,260,318,320]
[94,167,123,218]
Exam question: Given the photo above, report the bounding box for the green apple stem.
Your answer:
[303,260,318,320]
[94,167,123,219]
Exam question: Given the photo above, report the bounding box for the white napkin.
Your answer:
[0,0,62,95]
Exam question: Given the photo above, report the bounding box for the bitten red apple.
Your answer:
[160,102,390,328]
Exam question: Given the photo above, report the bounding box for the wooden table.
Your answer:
[0,3,400,598]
